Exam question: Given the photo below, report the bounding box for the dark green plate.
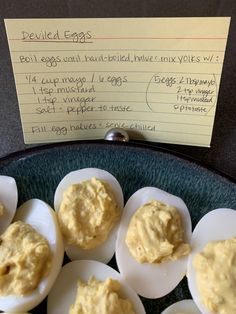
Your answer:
[0,140,236,313]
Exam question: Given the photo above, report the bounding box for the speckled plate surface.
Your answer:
[0,140,236,313]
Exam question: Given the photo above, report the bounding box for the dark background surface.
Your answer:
[0,0,236,179]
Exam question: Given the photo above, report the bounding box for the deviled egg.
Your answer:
[161,299,201,314]
[0,175,17,234]
[47,260,146,314]
[0,199,64,313]
[187,208,236,314]
[116,187,192,298]
[54,168,124,263]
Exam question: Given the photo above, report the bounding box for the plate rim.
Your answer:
[0,139,235,185]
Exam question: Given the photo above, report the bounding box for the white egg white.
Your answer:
[0,175,18,234]
[161,299,201,314]
[187,208,236,314]
[54,168,124,263]
[0,199,64,313]
[116,187,192,299]
[47,260,146,314]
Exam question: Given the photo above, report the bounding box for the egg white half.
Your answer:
[0,199,64,313]
[161,299,201,314]
[187,208,236,314]
[116,187,192,299]
[47,260,146,314]
[54,168,124,263]
[0,175,18,234]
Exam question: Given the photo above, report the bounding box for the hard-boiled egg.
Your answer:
[54,168,124,263]
[161,299,201,314]
[0,175,17,234]
[116,187,192,298]
[187,208,236,314]
[47,260,146,314]
[0,199,64,313]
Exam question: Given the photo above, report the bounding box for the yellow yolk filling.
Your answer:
[0,202,4,217]
[69,277,136,314]
[0,221,52,296]
[193,237,236,314]
[57,177,120,250]
[125,200,190,263]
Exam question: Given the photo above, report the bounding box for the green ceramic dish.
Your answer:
[0,140,236,313]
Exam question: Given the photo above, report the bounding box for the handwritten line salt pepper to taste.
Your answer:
[5,17,230,146]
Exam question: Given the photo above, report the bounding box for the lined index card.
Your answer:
[5,17,230,146]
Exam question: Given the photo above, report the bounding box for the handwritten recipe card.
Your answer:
[5,18,230,146]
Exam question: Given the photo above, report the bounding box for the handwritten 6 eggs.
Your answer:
[116,187,192,298]
[54,168,124,263]
[0,199,64,313]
